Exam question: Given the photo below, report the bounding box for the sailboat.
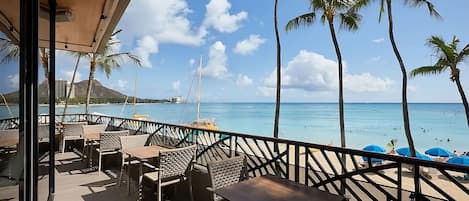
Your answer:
[189,55,218,130]
[131,67,149,120]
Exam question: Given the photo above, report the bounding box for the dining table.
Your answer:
[122,145,169,196]
[82,132,101,168]
[214,174,346,201]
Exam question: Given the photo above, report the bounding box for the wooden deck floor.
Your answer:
[0,151,197,201]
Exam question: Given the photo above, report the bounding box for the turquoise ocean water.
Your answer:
[1,103,467,152]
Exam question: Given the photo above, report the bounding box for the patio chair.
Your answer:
[118,134,149,186]
[206,156,247,201]
[96,130,129,175]
[82,124,107,136]
[0,129,19,154]
[61,122,87,153]
[38,124,49,143]
[142,144,197,201]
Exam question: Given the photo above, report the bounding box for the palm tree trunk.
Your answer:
[327,21,345,149]
[327,19,346,195]
[40,48,49,91]
[273,0,281,140]
[273,0,281,176]
[386,0,416,158]
[85,55,96,115]
[454,75,469,127]
[62,55,81,122]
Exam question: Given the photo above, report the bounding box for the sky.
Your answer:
[1,0,469,103]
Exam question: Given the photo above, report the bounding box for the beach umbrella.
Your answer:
[447,156,469,166]
[362,145,386,163]
[416,153,432,161]
[396,147,413,157]
[363,145,386,153]
[425,147,453,157]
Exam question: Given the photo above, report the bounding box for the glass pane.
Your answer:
[0,0,20,199]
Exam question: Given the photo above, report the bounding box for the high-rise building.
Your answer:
[66,82,75,98]
[55,80,67,98]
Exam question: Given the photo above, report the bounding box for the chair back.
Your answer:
[158,144,196,179]
[120,134,149,151]
[99,130,129,151]
[207,156,246,201]
[82,124,107,135]
[38,124,49,141]
[62,122,87,137]
[0,129,19,140]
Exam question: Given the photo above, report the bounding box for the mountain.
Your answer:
[3,79,169,104]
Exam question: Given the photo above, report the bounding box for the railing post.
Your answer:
[414,164,421,199]
[294,144,300,183]
[398,162,402,201]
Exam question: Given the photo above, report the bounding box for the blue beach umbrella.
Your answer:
[447,156,469,166]
[396,147,413,157]
[425,147,453,157]
[415,153,432,161]
[362,145,386,163]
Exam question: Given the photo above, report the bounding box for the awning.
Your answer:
[0,0,130,53]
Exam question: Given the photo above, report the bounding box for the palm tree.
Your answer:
[411,35,469,127]
[1,38,50,85]
[378,0,440,157]
[84,30,141,114]
[61,52,86,122]
[273,0,282,175]
[286,0,368,150]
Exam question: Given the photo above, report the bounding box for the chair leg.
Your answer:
[188,176,194,201]
[98,152,102,175]
[62,139,65,153]
[118,163,124,186]
[157,183,162,201]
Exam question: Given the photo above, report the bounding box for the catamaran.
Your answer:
[189,55,218,130]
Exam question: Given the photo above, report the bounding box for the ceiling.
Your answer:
[0,0,130,53]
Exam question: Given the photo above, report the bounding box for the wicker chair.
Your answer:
[61,122,87,153]
[96,130,129,175]
[142,144,197,201]
[206,156,247,201]
[0,129,19,154]
[118,134,149,186]
[38,124,49,143]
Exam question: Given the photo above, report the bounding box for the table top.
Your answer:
[122,145,168,160]
[82,132,100,141]
[0,138,19,148]
[214,175,345,201]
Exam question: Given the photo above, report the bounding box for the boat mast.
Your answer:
[0,93,13,117]
[133,67,137,116]
[197,55,202,121]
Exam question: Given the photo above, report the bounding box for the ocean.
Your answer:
[1,103,467,152]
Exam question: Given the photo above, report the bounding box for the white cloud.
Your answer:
[63,70,81,82]
[132,36,159,68]
[172,80,181,91]
[113,80,128,92]
[121,0,207,67]
[189,58,196,66]
[236,74,253,86]
[202,0,248,33]
[257,86,276,97]
[368,56,381,62]
[233,34,266,55]
[201,41,230,79]
[408,85,417,92]
[344,73,393,92]
[7,73,19,89]
[372,38,385,43]
[261,50,393,95]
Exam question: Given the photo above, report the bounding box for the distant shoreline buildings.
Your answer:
[170,96,182,104]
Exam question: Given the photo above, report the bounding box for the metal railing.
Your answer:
[2,113,468,200]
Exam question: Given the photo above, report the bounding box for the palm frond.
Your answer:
[409,65,447,78]
[338,10,362,31]
[427,36,455,63]
[456,43,469,63]
[285,12,317,32]
[0,37,19,64]
[378,0,385,22]
[404,0,442,19]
